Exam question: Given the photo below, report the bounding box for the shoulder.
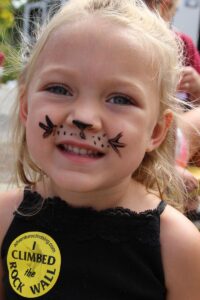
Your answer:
[0,189,23,246]
[160,205,200,299]
[0,189,23,300]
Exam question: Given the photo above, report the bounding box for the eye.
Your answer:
[46,85,72,96]
[107,94,134,106]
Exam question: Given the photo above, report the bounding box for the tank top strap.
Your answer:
[24,185,32,194]
[16,186,43,215]
[20,185,33,205]
[156,200,167,215]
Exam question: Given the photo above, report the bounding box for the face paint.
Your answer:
[108,132,126,157]
[72,120,93,140]
[39,115,126,157]
[39,115,57,138]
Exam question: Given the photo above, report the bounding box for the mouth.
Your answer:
[57,144,105,158]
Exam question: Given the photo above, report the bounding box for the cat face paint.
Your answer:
[72,120,93,140]
[39,115,126,157]
[108,133,126,157]
[39,115,57,138]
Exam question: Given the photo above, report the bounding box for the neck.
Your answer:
[37,177,144,211]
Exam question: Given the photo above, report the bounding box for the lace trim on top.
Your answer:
[14,189,166,246]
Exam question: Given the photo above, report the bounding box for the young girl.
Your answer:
[0,0,200,299]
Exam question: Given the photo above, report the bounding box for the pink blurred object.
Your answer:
[175,128,188,168]
[0,52,5,66]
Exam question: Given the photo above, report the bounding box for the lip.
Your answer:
[56,139,106,163]
[56,140,106,154]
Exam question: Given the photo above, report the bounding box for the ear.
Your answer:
[146,110,173,152]
[19,85,28,126]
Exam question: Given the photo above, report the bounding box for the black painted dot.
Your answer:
[57,131,60,135]
[101,144,104,148]
[60,125,63,128]
[98,137,101,141]
[64,131,66,135]
[94,141,96,145]
[70,133,73,136]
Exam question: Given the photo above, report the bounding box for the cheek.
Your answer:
[121,123,152,158]
[25,115,51,160]
[26,116,42,143]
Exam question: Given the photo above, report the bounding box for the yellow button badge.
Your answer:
[7,231,61,298]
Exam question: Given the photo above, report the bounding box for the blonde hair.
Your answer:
[11,0,185,210]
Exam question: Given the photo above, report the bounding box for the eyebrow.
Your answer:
[38,67,146,102]
[104,76,146,98]
[38,66,77,79]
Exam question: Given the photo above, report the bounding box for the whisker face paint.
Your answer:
[39,115,57,138]
[72,120,93,140]
[39,115,126,157]
[108,133,126,157]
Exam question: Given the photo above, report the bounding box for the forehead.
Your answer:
[31,17,160,107]
[35,17,158,77]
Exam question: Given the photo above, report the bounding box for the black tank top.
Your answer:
[1,188,167,299]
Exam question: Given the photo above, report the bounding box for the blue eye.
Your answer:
[107,95,134,105]
[46,85,72,96]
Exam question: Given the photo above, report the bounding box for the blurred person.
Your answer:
[159,0,200,213]
[145,0,200,214]
[158,0,200,103]
[176,107,200,224]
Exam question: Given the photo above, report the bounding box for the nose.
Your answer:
[66,97,103,133]
[72,120,93,139]
[72,120,93,131]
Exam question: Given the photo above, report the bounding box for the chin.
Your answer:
[50,173,102,194]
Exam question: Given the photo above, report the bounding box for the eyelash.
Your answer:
[107,94,135,106]
[45,84,73,96]
[45,86,135,106]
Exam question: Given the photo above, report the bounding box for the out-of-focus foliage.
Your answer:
[0,0,45,82]
[0,0,62,82]
[0,1,21,82]
[0,0,14,31]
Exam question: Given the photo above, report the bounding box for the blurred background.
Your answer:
[174,0,200,52]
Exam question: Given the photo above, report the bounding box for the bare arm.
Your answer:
[161,205,200,299]
[0,189,23,299]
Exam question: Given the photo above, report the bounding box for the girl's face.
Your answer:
[21,17,169,196]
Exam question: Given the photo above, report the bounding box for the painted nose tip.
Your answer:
[72,120,93,130]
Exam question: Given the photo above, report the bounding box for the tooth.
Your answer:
[60,144,101,157]
[73,147,80,154]
[80,148,87,155]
